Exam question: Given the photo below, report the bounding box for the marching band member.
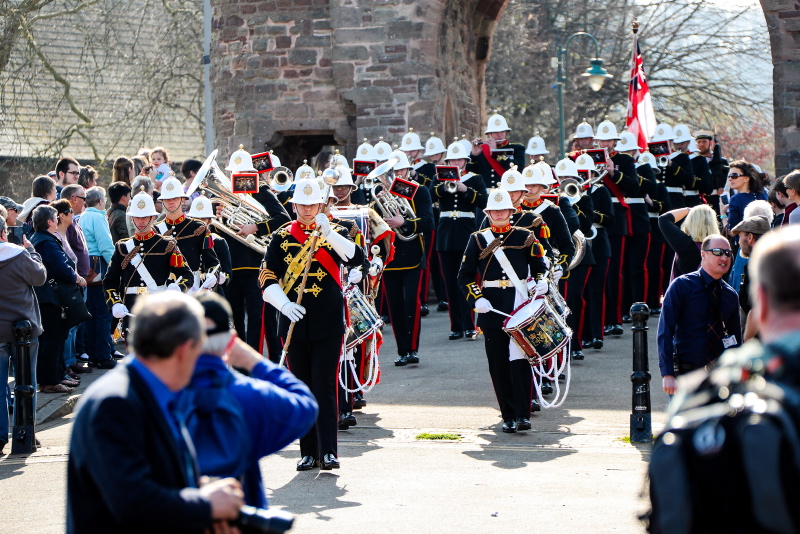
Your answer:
[593,120,638,336]
[522,161,574,276]
[432,140,488,340]
[260,178,364,471]
[614,131,652,322]
[186,194,232,297]
[373,137,393,165]
[155,176,220,293]
[577,155,614,350]
[554,158,595,361]
[469,113,526,188]
[694,129,729,214]
[352,139,378,205]
[570,119,596,156]
[329,164,393,425]
[103,189,192,338]
[637,151,671,314]
[417,133,449,315]
[525,133,550,165]
[672,124,711,207]
[376,151,434,366]
[458,188,548,433]
[652,123,687,209]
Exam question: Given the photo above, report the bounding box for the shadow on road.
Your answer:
[269,465,361,520]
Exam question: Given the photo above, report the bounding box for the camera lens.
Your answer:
[235,506,294,534]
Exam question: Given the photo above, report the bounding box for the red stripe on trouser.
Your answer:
[259,302,267,357]
[615,237,626,322]
[641,233,651,305]
[410,270,424,350]
[577,266,591,344]
[438,251,455,327]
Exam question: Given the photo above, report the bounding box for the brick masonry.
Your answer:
[210,0,510,166]
[761,0,800,175]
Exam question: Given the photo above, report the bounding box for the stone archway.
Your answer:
[760,0,800,176]
[209,0,512,164]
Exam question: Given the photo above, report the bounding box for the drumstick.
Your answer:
[474,306,513,318]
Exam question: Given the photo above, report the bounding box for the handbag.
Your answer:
[50,279,92,328]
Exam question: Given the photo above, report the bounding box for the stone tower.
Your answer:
[210,0,510,169]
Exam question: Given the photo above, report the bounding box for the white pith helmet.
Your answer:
[187,194,216,219]
[290,179,324,205]
[129,189,159,217]
[484,188,514,212]
[159,176,188,200]
[485,113,511,134]
[424,133,446,157]
[500,165,526,193]
[401,129,425,151]
[226,145,258,173]
[555,158,581,179]
[525,135,549,156]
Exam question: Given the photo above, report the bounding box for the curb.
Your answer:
[31,366,112,426]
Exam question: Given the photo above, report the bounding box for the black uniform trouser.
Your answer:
[623,232,650,312]
[428,232,445,304]
[605,235,626,325]
[383,268,423,356]
[227,269,265,351]
[338,344,365,413]
[483,328,532,421]
[584,257,609,341]
[662,242,675,295]
[38,304,69,386]
[684,195,703,208]
[419,230,438,305]
[288,335,342,458]
[647,238,666,309]
[439,251,474,332]
[564,263,591,346]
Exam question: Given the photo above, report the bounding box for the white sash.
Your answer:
[156,221,169,235]
[124,239,159,291]
[532,199,555,215]
[479,229,528,301]
[460,171,476,183]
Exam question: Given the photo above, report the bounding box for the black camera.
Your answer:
[7,226,24,246]
[234,505,294,534]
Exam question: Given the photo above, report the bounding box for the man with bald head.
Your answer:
[658,234,742,395]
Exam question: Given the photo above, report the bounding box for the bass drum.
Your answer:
[503,297,572,366]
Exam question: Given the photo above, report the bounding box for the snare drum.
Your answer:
[503,298,572,365]
[546,278,570,318]
[345,284,383,349]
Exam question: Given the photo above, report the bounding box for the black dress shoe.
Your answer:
[297,456,318,471]
[610,324,624,336]
[502,419,517,433]
[420,304,430,317]
[581,339,593,349]
[651,307,661,315]
[320,453,340,470]
[465,329,477,339]
[406,351,419,364]
[571,350,585,361]
[531,398,541,412]
[592,338,604,350]
[437,301,449,312]
[540,381,553,396]
[622,314,632,324]
[449,331,464,340]
[394,354,408,366]
[558,373,566,381]
[382,315,391,324]
[338,412,356,430]
[91,359,116,370]
[353,392,366,409]
[516,418,532,431]
[603,325,613,335]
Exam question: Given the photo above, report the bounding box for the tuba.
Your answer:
[187,151,272,255]
[365,159,418,242]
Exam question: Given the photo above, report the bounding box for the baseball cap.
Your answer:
[195,292,234,335]
[0,197,23,212]
[731,215,770,236]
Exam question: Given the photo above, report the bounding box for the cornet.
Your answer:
[268,166,294,192]
[443,180,459,194]
[657,155,669,169]
[558,178,583,202]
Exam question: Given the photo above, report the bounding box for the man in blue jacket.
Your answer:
[187,292,318,507]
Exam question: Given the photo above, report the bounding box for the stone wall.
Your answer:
[761,0,800,175]
[210,0,510,168]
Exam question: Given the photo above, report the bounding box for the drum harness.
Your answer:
[479,229,572,409]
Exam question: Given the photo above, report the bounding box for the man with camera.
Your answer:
[0,209,47,454]
[67,292,245,533]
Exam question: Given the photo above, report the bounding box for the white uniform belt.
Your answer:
[440,211,475,218]
[611,197,619,203]
[684,189,700,196]
[649,212,659,218]
[125,285,166,295]
[483,279,514,288]
[625,198,646,204]
[666,187,684,193]
[592,223,602,228]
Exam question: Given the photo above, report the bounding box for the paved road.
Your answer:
[0,305,668,533]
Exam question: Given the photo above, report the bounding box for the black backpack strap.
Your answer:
[648,435,692,534]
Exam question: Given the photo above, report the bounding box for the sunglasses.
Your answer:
[703,248,732,257]
[66,170,80,175]
[74,196,86,200]
[727,173,745,179]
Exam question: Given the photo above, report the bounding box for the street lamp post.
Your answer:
[554,32,612,159]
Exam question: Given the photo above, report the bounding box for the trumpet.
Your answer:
[657,155,669,169]
[268,166,294,192]
[558,178,583,202]
[443,180,459,194]
[364,158,418,242]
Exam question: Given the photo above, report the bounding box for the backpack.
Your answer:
[180,369,251,481]
[646,341,800,534]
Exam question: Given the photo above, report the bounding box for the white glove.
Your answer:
[166,283,182,292]
[348,269,363,284]
[474,297,492,314]
[280,302,306,322]
[542,256,551,269]
[112,303,129,319]
[314,213,332,237]
[552,266,563,283]
[218,272,227,285]
[187,286,198,295]
[201,274,217,289]
[368,256,384,277]
[323,225,356,260]
[533,280,548,297]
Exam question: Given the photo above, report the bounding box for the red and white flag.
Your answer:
[626,33,657,150]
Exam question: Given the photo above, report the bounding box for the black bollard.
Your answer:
[630,303,652,443]
[11,320,37,454]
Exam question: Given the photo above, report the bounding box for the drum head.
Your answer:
[503,298,544,329]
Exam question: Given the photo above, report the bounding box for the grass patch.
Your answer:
[416,432,461,441]
[616,435,657,444]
